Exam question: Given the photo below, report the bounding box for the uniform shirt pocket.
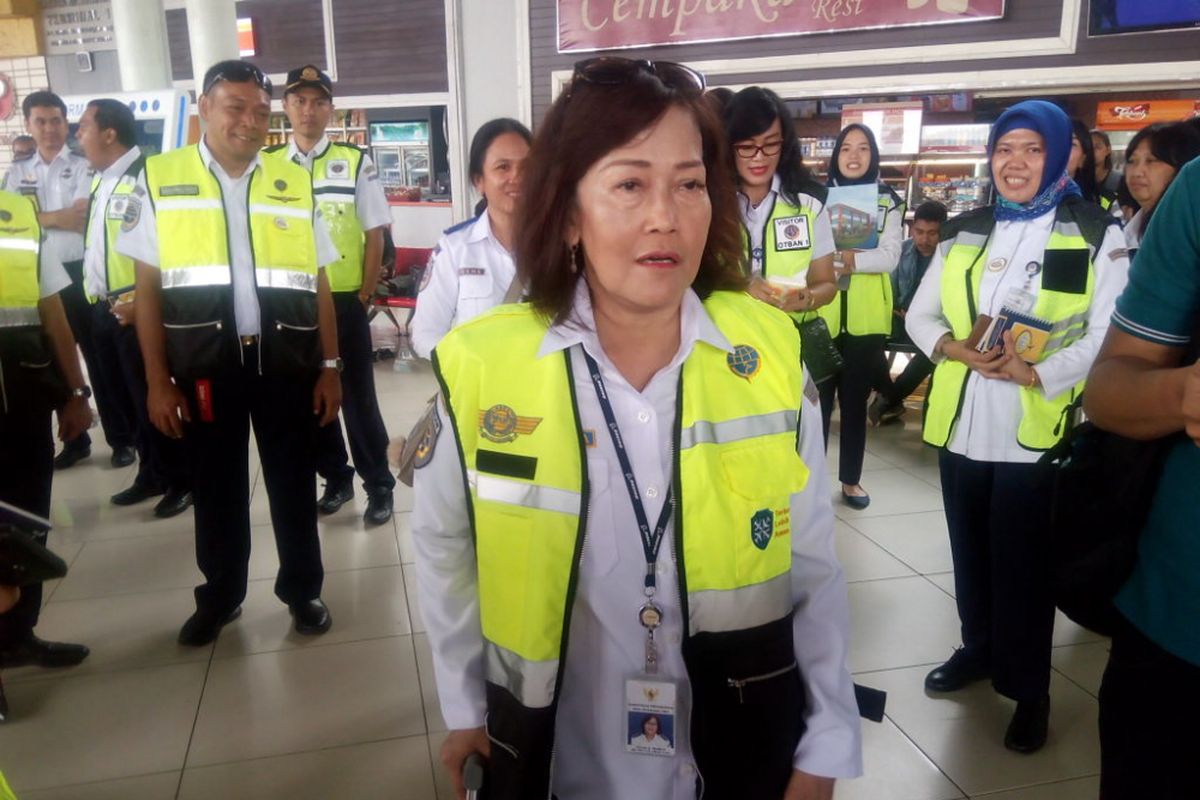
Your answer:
[457,271,494,322]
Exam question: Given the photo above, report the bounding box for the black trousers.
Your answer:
[60,263,134,452]
[0,403,54,646]
[938,450,1057,701]
[1099,613,1200,799]
[315,293,395,496]
[92,306,189,491]
[875,328,934,405]
[819,333,886,485]
[180,348,323,614]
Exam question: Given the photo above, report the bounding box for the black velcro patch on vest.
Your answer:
[1042,249,1089,294]
[476,449,537,481]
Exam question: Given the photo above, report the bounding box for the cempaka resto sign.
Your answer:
[558,0,1006,53]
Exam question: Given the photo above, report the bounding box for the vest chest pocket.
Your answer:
[718,437,806,585]
[1042,249,1089,294]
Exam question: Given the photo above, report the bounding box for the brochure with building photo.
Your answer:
[826,184,880,251]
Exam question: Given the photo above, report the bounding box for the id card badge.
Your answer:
[625,678,678,757]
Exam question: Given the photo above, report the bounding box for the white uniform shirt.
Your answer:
[115,137,339,336]
[738,174,836,277]
[410,210,517,358]
[83,145,142,299]
[285,135,392,232]
[906,209,1130,463]
[2,146,91,278]
[1124,208,1145,252]
[412,283,863,800]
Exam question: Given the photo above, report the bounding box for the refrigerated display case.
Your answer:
[370,122,432,202]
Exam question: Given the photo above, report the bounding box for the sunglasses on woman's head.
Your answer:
[569,57,706,96]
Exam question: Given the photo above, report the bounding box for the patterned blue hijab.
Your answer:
[988,100,1081,221]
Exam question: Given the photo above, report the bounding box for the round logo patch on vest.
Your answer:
[751,508,775,550]
[120,197,142,232]
[727,344,762,381]
[274,179,287,191]
[988,257,1007,272]
[478,404,542,443]
[0,210,10,222]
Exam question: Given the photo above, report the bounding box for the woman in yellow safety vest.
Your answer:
[906,100,1130,754]
[412,58,861,800]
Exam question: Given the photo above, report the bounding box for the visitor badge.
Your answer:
[773,216,811,251]
[624,678,677,757]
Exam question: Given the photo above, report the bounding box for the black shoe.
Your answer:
[364,491,394,527]
[110,445,137,468]
[924,647,990,693]
[1005,695,1050,753]
[154,488,194,519]
[111,482,166,506]
[53,445,91,470]
[0,633,90,669]
[841,488,871,510]
[317,479,354,515]
[290,598,332,635]
[178,606,242,647]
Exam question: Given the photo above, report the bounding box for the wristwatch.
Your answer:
[70,385,92,399]
[321,358,344,372]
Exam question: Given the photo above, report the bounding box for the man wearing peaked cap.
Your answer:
[266,63,397,527]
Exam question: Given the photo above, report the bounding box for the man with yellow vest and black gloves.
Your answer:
[0,188,92,675]
[117,60,343,646]
[77,98,192,518]
[266,65,395,527]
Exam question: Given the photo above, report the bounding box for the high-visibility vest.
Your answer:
[433,290,813,798]
[144,145,320,379]
[0,189,59,412]
[742,192,821,324]
[265,141,366,292]
[84,155,144,303]
[923,198,1112,451]
[817,186,903,337]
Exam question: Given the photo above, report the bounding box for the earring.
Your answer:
[570,243,581,274]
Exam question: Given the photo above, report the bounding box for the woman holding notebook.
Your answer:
[905,100,1130,753]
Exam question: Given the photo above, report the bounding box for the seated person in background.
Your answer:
[869,200,947,425]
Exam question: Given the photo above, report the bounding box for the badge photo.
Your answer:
[624,679,677,757]
[773,215,811,251]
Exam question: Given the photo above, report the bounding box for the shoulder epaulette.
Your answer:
[443,215,479,236]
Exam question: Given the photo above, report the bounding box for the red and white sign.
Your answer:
[0,74,14,122]
[1094,99,1200,131]
[558,0,1006,53]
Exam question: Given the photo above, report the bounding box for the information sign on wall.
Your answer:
[558,0,1006,53]
[841,101,924,156]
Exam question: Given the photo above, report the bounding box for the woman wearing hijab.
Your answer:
[819,124,905,509]
[906,100,1130,752]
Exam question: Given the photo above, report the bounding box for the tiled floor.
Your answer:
[0,358,1107,799]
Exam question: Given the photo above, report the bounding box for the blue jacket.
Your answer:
[890,239,933,312]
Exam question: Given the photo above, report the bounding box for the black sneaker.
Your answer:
[317,479,354,515]
[364,491,394,527]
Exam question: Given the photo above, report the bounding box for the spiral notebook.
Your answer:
[976,307,1053,363]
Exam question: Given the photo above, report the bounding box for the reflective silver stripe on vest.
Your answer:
[254,268,318,292]
[688,571,793,635]
[469,470,580,516]
[249,203,310,220]
[1051,222,1095,257]
[160,265,232,288]
[484,640,558,709]
[679,409,798,451]
[156,198,224,212]
[313,192,356,205]
[0,238,39,253]
[950,230,989,251]
[0,307,41,327]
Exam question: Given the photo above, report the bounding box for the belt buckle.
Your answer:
[240,335,258,347]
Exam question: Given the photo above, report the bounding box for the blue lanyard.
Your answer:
[581,348,674,593]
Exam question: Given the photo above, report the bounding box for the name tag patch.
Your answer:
[458,267,486,276]
[160,184,200,197]
[773,216,811,251]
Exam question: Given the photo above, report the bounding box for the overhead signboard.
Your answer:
[558,0,1006,53]
[1095,99,1200,130]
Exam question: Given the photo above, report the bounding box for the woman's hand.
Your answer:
[783,769,834,800]
[440,727,491,800]
[977,330,1040,387]
[0,585,19,614]
[839,250,858,272]
[748,276,782,307]
[940,336,1004,373]
[778,288,816,314]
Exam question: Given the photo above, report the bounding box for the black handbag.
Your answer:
[0,529,68,587]
[796,317,844,384]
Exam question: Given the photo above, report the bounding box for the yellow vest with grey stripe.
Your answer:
[144,145,320,380]
[433,290,812,799]
[84,155,144,303]
[0,190,63,412]
[817,186,903,337]
[265,142,366,292]
[742,191,821,325]
[923,198,1113,451]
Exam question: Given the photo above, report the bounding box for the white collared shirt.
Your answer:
[285,135,391,233]
[737,174,836,276]
[83,145,142,299]
[409,210,517,358]
[412,283,862,800]
[2,146,92,277]
[115,137,339,336]
[906,209,1131,463]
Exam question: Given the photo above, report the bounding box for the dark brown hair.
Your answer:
[516,72,746,323]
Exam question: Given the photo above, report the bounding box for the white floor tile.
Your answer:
[1051,641,1111,698]
[834,469,944,520]
[835,521,918,583]
[246,519,400,581]
[848,512,954,575]
[51,533,203,601]
[973,774,1100,799]
[847,576,963,673]
[16,772,181,800]
[834,717,964,800]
